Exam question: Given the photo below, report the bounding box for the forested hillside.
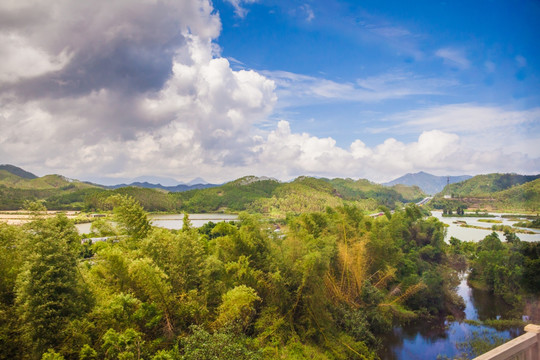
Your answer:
[0,197,466,359]
[441,173,540,197]
[433,174,540,213]
[0,169,425,214]
[0,169,103,210]
[2,196,538,360]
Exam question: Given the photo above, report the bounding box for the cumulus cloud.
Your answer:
[246,121,538,182]
[0,0,538,184]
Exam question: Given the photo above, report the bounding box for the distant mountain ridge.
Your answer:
[107,181,218,192]
[383,171,472,195]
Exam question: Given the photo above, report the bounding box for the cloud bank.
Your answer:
[0,0,538,184]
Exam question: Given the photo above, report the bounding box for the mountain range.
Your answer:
[383,171,472,195]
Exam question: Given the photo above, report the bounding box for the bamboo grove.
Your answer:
[1,195,538,360]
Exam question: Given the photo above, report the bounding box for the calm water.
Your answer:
[75,213,239,234]
[149,213,239,229]
[379,275,528,359]
[380,212,540,359]
[431,211,540,242]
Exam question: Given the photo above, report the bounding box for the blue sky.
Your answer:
[0,0,538,183]
[215,0,539,145]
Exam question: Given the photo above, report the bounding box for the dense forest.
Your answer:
[433,174,540,213]
[1,196,539,360]
[0,168,425,214]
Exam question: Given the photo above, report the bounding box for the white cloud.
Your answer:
[245,121,538,183]
[262,70,456,107]
[435,47,470,69]
[0,34,72,83]
[300,4,315,22]
[0,0,538,185]
[393,104,540,134]
[224,0,258,18]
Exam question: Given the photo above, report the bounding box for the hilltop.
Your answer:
[174,176,425,216]
[0,164,38,179]
[0,166,426,214]
[383,171,471,195]
[440,173,540,197]
[432,173,540,213]
[0,167,104,210]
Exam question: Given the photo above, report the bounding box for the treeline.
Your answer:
[450,233,540,305]
[1,176,425,215]
[434,174,540,213]
[1,197,464,360]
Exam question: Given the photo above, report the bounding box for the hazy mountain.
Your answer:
[132,175,183,187]
[187,177,209,185]
[383,171,472,195]
[0,164,38,179]
[107,181,218,192]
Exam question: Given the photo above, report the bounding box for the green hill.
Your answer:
[433,173,540,213]
[492,178,540,212]
[173,176,281,213]
[0,164,38,179]
[390,184,426,202]
[0,170,104,210]
[441,173,540,197]
[175,176,424,216]
[0,167,426,214]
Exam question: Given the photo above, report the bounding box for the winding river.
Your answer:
[379,211,540,359]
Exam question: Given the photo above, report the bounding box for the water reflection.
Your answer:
[431,211,540,243]
[379,275,524,359]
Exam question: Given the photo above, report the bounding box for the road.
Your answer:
[416,197,433,206]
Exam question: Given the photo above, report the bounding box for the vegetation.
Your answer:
[441,173,540,197]
[0,196,472,360]
[514,218,540,229]
[0,171,426,216]
[433,174,540,213]
[449,232,540,305]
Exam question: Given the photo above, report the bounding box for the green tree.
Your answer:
[16,215,91,358]
[112,195,151,241]
[214,285,261,333]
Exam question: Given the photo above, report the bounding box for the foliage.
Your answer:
[112,195,152,240]
[434,175,540,213]
[0,202,492,359]
[15,215,92,357]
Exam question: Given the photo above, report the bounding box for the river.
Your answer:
[379,211,540,359]
[378,274,530,359]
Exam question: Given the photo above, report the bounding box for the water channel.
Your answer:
[379,211,540,359]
